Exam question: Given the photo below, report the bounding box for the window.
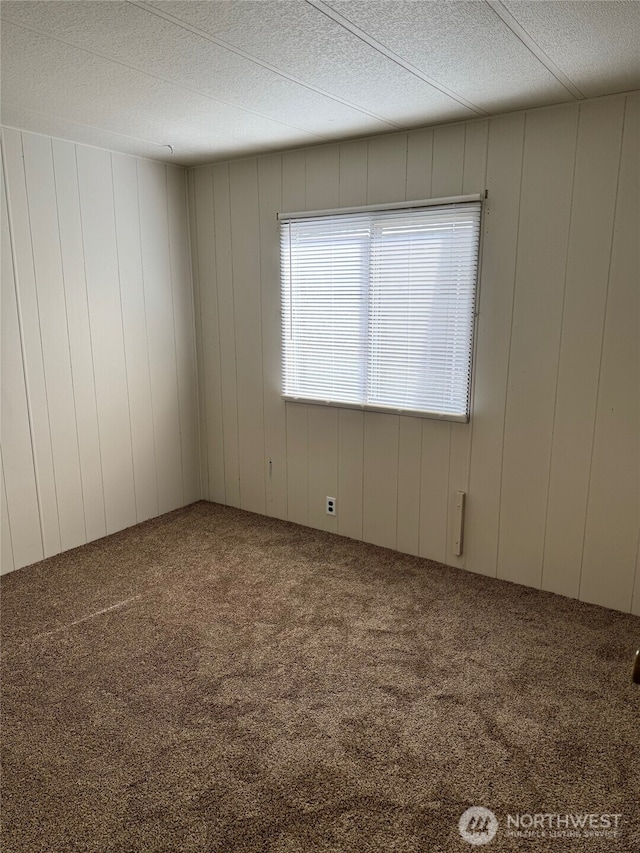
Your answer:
[280,197,482,422]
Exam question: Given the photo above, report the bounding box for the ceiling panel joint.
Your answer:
[485,0,585,99]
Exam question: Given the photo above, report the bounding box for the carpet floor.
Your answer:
[1,501,639,852]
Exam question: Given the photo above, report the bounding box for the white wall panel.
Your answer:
[541,98,625,599]
[366,133,408,206]
[363,412,399,550]
[306,145,340,212]
[418,421,450,563]
[52,139,107,543]
[22,133,86,551]
[189,93,639,613]
[212,163,240,508]
[167,165,201,505]
[187,168,210,500]
[137,158,184,514]
[339,140,368,207]
[337,409,364,541]
[462,121,489,198]
[497,105,578,589]
[111,152,159,523]
[76,144,137,534]
[192,165,224,504]
[406,129,433,201]
[1,128,200,574]
[431,124,465,197]
[447,120,489,570]
[286,402,308,528]
[580,94,640,611]
[258,154,287,521]
[397,417,422,557]
[465,113,525,578]
[307,406,339,535]
[229,159,266,515]
[2,129,61,557]
[1,147,44,570]
[1,455,14,573]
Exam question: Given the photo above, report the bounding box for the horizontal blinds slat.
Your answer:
[281,202,480,420]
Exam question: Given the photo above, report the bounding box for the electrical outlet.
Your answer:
[326,496,336,516]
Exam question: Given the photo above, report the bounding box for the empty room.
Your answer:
[1,1,639,850]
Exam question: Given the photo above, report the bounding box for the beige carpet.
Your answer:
[1,501,639,852]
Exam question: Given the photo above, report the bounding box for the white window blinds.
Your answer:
[280,200,481,421]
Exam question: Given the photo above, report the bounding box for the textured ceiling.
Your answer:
[1,0,639,166]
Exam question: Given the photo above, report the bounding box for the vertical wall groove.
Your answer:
[110,151,138,520]
[538,106,581,579]
[1,133,47,559]
[577,100,626,591]
[20,131,63,552]
[52,138,87,542]
[164,165,185,507]
[494,112,527,581]
[182,171,204,501]
[73,141,108,536]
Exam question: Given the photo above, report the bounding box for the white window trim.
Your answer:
[277,193,483,222]
[280,396,471,423]
[280,194,485,423]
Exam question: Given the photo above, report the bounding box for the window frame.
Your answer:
[278,194,484,423]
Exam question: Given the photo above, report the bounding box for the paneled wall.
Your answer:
[189,92,639,614]
[1,128,200,574]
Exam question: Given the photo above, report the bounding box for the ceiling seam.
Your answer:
[1,104,197,154]
[305,0,487,116]
[0,16,333,143]
[129,0,403,129]
[485,0,586,100]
